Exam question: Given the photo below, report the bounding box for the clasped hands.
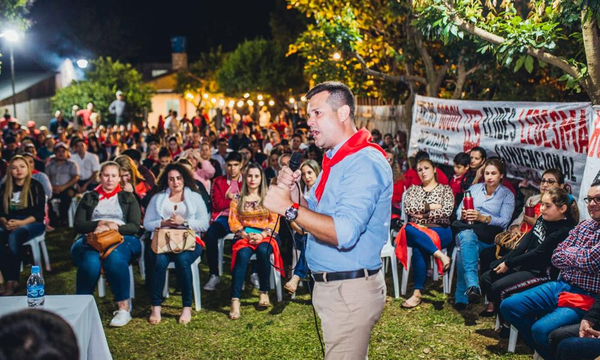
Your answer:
[160,214,186,228]
[580,319,600,338]
[94,220,120,233]
[1,218,24,231]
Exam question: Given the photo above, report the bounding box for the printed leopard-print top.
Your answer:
[404,184,454,226]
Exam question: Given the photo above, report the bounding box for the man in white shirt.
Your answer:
[72,138,100,193]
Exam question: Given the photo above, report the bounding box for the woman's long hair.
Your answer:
[237,162,268,214]
[299,159,321,191]
[155,162,198,193]
[3,156,33,211]
[114,155,145,187]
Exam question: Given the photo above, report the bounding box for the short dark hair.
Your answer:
[158,147,170,159]
[305,81,356,120]
[591,179,600,188]
[453,152,470,167]
[225,151,242,163]
[217,137,228,144]
[122,149,141,162]
[292,133,302,140]
[0,309,79,360]
[470,146,487,159]
[415,150,430,163]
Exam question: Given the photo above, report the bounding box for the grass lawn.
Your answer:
[12,229,535,359]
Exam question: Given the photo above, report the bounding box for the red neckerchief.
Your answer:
[32,169,39,175]
[315,128,387,202]
[95,184,122,200]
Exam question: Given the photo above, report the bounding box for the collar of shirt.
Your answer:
[324,135,351,159]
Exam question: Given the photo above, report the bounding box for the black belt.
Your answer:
[312,268,381,283]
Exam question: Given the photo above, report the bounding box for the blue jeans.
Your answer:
[557,337,600,360]
[293,233,308,279]
[405,225,452,290]
[71,235,141,302]
[204,216,230,276]
[500,280,593,360]
[147,244,202,307]
[0,222,45,281]
[231,241,273,299]
[454,229,495,304]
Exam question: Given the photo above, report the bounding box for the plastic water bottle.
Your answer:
[27,266,45,308]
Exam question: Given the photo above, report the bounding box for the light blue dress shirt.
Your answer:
[456,182,515,229]
[305,139,393,273]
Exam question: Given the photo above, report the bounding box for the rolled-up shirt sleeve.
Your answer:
[332,160,387,250]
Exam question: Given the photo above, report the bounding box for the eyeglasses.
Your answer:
[583,196,600,205]
[540,179,557,185]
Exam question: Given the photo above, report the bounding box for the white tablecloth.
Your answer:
[0,295,112,360]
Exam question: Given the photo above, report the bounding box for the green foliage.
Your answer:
[289,0,410,99]
[413,0,597,93]
[217,39,305,98]
[51,57,155,123]
[175,47,226,96]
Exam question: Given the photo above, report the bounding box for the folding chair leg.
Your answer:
[391,255,399,299]
[191,261,201,311]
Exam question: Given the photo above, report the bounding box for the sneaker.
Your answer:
[109,309,132,327]
[250,273,260,288]
[466,286,482,303]
[203,275,220,291]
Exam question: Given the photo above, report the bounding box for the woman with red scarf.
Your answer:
[70,162,141,327]
[228,162,281,319]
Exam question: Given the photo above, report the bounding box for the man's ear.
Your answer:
[337,105,351,123]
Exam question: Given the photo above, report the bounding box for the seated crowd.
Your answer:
[0,107,598,360]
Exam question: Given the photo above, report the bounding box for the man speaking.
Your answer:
[264,81,392,359]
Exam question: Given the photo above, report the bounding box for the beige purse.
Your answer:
[151,228,196,254]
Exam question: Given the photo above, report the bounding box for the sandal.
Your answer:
[258,292,270,307]
[230,298,241,320]
[149,306,161,325]
[401,295,422,309]
[284,275,301,294]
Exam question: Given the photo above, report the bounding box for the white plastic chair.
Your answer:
[495,315,519,353]
[217,233,235,276]
[162,257,202,311]
[248,253,283,302]
[22,233,51,272]
[67,198,78,228]
[381,231,399,298]
[98,264,135,299]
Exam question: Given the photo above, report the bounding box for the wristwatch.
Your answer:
[284,203,300,221]
[183,220,189,228]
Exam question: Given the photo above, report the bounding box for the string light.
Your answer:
[228,100,235,107]
[185,93,194,100]
[258,101,264,106]
[219,99,225,106]
[300,96,307,102]
[268,100,275,106]
[247,100,254,106]
[289,97,295,104]
[244,93,250,98]
[203,94,209,99]
[257,95,263,101]
[237,101,244,107]
[332,52,341,61]
[211,98,216,104]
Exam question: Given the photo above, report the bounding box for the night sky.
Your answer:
[2,0,277,73]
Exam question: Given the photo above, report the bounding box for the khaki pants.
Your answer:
[313,270,386,360]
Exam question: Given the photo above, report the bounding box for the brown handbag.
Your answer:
[494,230,526,259]
[86,230,124,259]
[151,228,196,254]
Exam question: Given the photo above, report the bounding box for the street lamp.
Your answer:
[1,29,20,119]
[76,59,88,69]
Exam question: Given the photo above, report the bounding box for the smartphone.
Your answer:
[244,226,263,234]
[229,181,239,194]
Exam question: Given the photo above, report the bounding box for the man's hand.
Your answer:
[264,184,293,216]
[493,262,509,274]
[580,319,600,338]
[52,185,63,194]
[276,166,301,200]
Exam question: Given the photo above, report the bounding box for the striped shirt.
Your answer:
[456,182,515,229]
[552,219,600,294]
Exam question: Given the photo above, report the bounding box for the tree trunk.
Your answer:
[582,8,600,105]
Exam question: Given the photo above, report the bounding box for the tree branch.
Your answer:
[442,0,582,79]
[352,52,427,85]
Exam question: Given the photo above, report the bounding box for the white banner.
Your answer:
[578,106,600,218]
[409,95,591,198]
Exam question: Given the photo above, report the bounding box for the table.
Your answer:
[0,295,112,360]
